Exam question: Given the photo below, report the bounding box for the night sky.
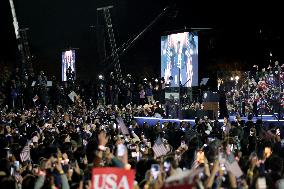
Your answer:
[1,0,284,83]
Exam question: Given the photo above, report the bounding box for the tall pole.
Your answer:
[178,67,181,119]
[278,65,281,122]
[8,0,26,73]
[247,71,250,102]
[246,71,250,117]
[9,0,20,40]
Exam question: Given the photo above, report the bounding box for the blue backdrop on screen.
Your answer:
[161,32,198,87]
[62,50,76,81]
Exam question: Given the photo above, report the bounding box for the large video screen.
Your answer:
[161,32,198,87]
[62,50,76,81]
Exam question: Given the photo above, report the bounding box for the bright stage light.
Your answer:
[235,76,239,80]
[98,75,104,80]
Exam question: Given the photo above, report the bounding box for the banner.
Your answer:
[68,91,78,102]
[92,167,135,189]
[163,169,202,189]
[116,117,129,135]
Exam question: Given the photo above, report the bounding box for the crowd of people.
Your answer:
[0,67,284,189]
[0,67,168,112]
[223,61,284,118]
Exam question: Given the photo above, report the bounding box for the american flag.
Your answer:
[116,117,129,135]
[20,143,30,162]
[152,137,168,158]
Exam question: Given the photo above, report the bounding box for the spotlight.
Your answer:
[235,76,239,81]
[98,75,104,80]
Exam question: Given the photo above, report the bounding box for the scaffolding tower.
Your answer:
[19,28,32,72]
[8,0,32,74]
[97,5,122,81]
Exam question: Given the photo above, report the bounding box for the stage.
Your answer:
[134,114,284,127]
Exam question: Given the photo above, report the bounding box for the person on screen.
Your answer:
[170,40,183,86]
[184,35,194,87]
[162,37,173,86]
[66,66,75,81]
[63,50,75,81]
[185,48,193,87]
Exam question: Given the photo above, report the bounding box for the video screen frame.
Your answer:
[62,50,76,81]
[161,31,198,87]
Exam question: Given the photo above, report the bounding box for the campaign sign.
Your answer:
[163,169,202,189]
[92,167,135,189]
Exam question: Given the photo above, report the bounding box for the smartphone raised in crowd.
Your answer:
[163,161,171,173]
[140,144,145,152]
[276,128,280,136]
[7,149,12,158]
[117,143,126,157]
[14,161,20,170]
[196,150,205,164]
[181,141,186,148]
[131,152,138,158]
[151,164,160,180]
[146,141,151,148]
